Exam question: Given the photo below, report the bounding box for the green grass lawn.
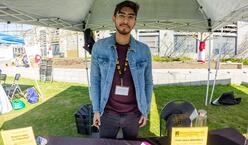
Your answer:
[0,77,248,144]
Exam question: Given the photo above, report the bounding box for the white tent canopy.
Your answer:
[0,84,12,114]
[0,0,248,106]
[0,0,248,32]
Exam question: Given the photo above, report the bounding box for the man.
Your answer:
[90,0,153,139]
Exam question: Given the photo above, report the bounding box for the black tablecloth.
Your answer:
[46,137,145,145]
[46,128,246,145]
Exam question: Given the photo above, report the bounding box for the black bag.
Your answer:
[160,100,197,136]
[74,104,98,135]
[212,92,241,105]
[83,28,95,54]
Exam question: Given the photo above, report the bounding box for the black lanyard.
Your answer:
[116,57,128,86]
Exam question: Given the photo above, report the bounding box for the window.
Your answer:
[174,35,197,53]
[51,44,60,56]
[213,36,236,57]
[138,30,160,55]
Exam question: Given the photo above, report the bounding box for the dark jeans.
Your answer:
[99,111,141,140]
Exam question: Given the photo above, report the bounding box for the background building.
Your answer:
[1,21,248,60]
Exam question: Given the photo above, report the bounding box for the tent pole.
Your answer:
[84,48,91,100]
[22,29,45,101]
[82,7,92,101]
[209,29,223,104]
[24,47,45,101]
[30,61,45,101]
[209,48,221,104]
[205,33,212,106]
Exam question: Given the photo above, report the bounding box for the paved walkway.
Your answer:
[1,65,248,85]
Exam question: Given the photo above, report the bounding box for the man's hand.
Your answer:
[93,112,101,129]
[138,115,148,128]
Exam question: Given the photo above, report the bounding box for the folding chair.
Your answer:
[5,73,25,100]
[159,100,198,136]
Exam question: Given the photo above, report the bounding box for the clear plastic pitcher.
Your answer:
[194,109,207,127]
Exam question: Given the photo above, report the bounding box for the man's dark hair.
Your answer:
[114,0,139,16]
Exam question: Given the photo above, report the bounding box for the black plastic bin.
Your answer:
[74,104,98,135]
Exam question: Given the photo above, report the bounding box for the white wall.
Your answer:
[159,30,174,56]
[237,21,248,58]
[0,45,13,60]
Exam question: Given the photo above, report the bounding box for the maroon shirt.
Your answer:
[105,43,139,113]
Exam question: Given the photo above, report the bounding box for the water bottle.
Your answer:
[194,109,207,127]
[36,136,48,145]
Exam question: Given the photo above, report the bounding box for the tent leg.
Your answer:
[209,46,222,104]
[84,49,91,100]
[209,29,223,104]
[25,49,45,101]
[205,33,212,106]
[209,60,219,104]
[205,70,210,106]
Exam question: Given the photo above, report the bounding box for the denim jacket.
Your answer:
[90,34,153,117]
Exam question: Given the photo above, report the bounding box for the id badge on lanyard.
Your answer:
[115,48,129,96]
[115,78,129,96]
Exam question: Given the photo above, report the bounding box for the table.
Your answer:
[46,136,146,145]
[46,128,246,145]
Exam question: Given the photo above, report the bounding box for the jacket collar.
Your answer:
[109,33,136,52]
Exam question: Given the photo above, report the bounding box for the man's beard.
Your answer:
[115,24,132,35]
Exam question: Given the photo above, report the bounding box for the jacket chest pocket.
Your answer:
[136,60,147,74]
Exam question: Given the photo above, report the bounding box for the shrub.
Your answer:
[153,56,192,62]
[221,58,248,65]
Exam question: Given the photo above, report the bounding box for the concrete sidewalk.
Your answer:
[1,65,248,85]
